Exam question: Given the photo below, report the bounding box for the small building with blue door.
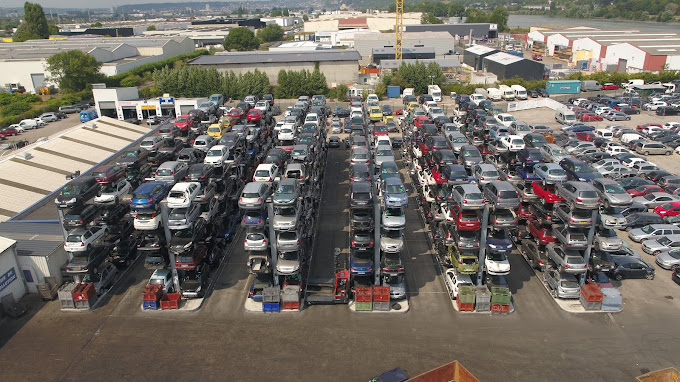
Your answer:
[0,237,27,302]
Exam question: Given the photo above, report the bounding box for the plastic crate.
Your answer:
[491,289,511,305]
[58,282,76,301]
[475,301,491,312]
[160,293,181,310]
[601,303,621,312]
[60,298,75,309]
[143,284,163,301]
[72,283,95,301]
[601,287,622,306]
[474,286,491,303]
[355,301,373,311]
[262,287,280,303]
[142,300,159,310]
[491,303,510,313]
[263,302,280,312]
[581,284,603,302]
[457,298,474,312]
[580,294,603,311]
[373,301,390,311]
[355,287,373,303]
[282,300,300,310]
[372,286,390,302]
[75,298,93,310]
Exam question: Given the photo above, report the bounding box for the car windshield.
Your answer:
[122,151,137,158]
[605,184,626,194]
[643,194,657,201]
[279,251,299,261]
[460,212,478,222]
[466,191,483,200]
[101,185,117,193]
[254,170,271,177]
[549,169,566,176]
[168,209,188,220]
[383,229,401,239]
[133,193,150,200]
[566,256,585,264]
[658,237,672,246]
[66,234,83,242]
[275,207,296,216]
[176,117,187,123]
[173,229,193,238]
[177,254,195,263]
[450,169,467,178]
[385,207,403,217]
[488,252,507,261]
[599,228,617,238]
[276,184,295,194]
[293,148,307,156]
[660,203,676,210]
[561,280,579,288]
[578,191,598,198]
[573,164,592,173]
[279,231,297,241]
[452,136,467,143]
[377,149,392,156]
[247,233,265,241]
[489,230,508,240]
[386,184,405,193]
[569,232,587,241]
[552,148,567,156]
[207,149,222,157]
[499,190,517,199]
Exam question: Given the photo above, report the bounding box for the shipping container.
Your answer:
[387,86,401,99]
[546,80,581,95]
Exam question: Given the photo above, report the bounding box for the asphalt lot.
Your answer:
[2,104,680,380]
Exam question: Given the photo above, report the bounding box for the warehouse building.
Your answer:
[372,47,435,65]
[483,52,545,81]
[463,45,499,71]
[0,36,194,93]
[189,50,361,85]
[354,32,454,65]
[0,237,26,304]
[303,13,422,33]
[604,41,680,72]
[404,23,498,39]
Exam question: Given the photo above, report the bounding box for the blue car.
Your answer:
[560,158,601,182]
[241,208,267,229]
[130,181,169,210]
[381,178,408,207]
[516,166,540,181]
[216,211,242,242]
[564,124,595,133]
[486,230,513,254]
[350,249,373,276]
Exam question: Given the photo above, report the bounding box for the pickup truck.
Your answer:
[532,181,565,204]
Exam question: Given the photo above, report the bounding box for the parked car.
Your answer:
[520,239,549,270]
[628,224,680,242]
[55,176,100,209]
[64,225,107,253]
[556,181,601,209]
[609,257,655,280]
[546,243,588,274]
[444,269,473,299]
[545,269,581,299]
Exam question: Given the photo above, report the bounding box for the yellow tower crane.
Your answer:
[395,0,403,59]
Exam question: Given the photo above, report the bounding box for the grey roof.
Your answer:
[0,221,63,257]
[404,23,493,38]
[465,45,498,55]
[189,50,361,65]
[380,58,460,69]
[484,52,524,65]
[372,47,435,55]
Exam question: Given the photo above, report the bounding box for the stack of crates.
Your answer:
[457,286,475,312]
[355,287,373,311]
[281,285,300,310]
[262,287,280,312]
[580,284,603,311]
[58,282,76,310]
[601,287,622,312]
[160,293,181,309]
[72,282,96,310]
[474,286,491,312]
[372,286,390,311]
[142,284,163,310]
[490,287,511,313]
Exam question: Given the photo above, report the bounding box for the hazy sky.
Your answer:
[4,0,200,9]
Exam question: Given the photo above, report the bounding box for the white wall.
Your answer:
[0,239,26,301]
[604,43,646,71]
[665,55,680,70]
[0,60,52,93]
[546,34,570,56]
[528,30,547,43]
[572,38,603,60]
[16,247,69,293]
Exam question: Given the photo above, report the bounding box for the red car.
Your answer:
[228,107,244,119]
[395,109,403,115]
[174,115,194,132]
[1,127,19,136]
[175,244,207,271]
[654,201,680,217]
[246,109,262,122]
[450,204,481,231]
[575,131,596,141]
[627,184,664,197]
[602,83,620,90]
[91,165,125,185]
[414,116,430,128]
[373,122,388,136]
[579,113,602,122]
[533,182,565,204]
[636,123,662,132]
[532,54,543,61]
[517,202,535,221]
[529,219,556,246]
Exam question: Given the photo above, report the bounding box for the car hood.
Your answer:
[277,259,300,274]
[486,259,510,270]
[388,281,406,295]
[608,193,633,204]
[487,239,513,248]
[381,237,403,247]
[656,252,680,264]
[385,192,407,202]
[383,215,406,227]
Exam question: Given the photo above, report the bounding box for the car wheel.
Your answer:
[644,151,649,155]
[646,273,654,280]
[672,264,679,271]
[625,226,632,232]
[654,250,661,256]
[667,151,672,156]
[614,273,623,281]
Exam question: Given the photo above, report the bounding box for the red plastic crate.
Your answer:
[372,286,390,302]
[160,293,181,309]
[143,284,162,301]
[581,284,603,302]
[457,299,474,312]
[355,287,373,303]
[282,300,300,310]
[491,303,510,313]
[72,283,95,301]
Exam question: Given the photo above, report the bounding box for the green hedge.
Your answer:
[0,89,92,128]
[105,50,210,88]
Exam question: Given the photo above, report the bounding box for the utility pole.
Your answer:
[395,0,403,60]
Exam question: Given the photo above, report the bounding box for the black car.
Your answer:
[619,176,654,191]
[418,94,434,104]
[117,148,149,168]
[382,105,392,116]
[185,163,216,185]
[179,266,210,298]
[109,238,139,268]
[528,90,539,98]
[66,244,112,273]
[520,239,549,270]
[62,204,99,229]
[516,148,543,168]
[169,219,207,254]
[94,203,130,226]
[103,219,134,243]
[264,148,288,168]
[672,268,680,285]
[536,89,548,97]
[620,107,641,115]
[351,209,374,231]
[351,229,374,249]
[589,250,616,272]
[125,163,152,188]
[623,212,664,230]
[55,176,100,209]
[656,106,680,116]
[328,136,340,148]
[381,251,404,272]
[609,257,655,280]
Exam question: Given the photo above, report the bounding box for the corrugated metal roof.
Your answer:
[465,45,498,55]
[372,47,435,55]
[189,50,361,65]
[484,52,524,65]
[0,221,62,257]
[354,31,453,41]
[380,58,460,69]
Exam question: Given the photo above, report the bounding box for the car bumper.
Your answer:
[557,290,581,299]
[655,258,674,270]
[64,245,87,253]
[134,221,160,230]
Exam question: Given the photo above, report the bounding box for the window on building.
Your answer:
[23,269,33,283]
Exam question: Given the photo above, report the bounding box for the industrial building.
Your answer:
[482,52,545,81]
[303,12,422,33]
[354,31,455,65]
[0,36,195,93]
[404,23,498,39]
[313,29,381,47]
[372,47,435,65]
[380,58,461,71]
[189,50,361,86]
[463,45,499,71]
[0,237,26,304]
[191,18,266,29]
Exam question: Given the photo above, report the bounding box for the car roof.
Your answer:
[352,181,372,192]
[244,181,266,191]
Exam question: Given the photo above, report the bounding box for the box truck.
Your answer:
[486,88,502,101]
[580,80,602,91]
[428,85,442,102]
[510,85,528,100]
[498,85,515,101]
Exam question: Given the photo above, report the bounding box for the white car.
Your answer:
[622,157,653,168]
[134,209,161,230]
[643,101,667,111]
[40,112,59,122]
[591,159,620,170]
[8,124,24,133]
[605,146,630,155]
[278,127,295,141]
[485,252,511,275]
[204,145,229,167]
[166,182,201,208]
[663,122,680,130]
[594,107,614,115]
[253,163,280,182]
[621,133,643,144]
[140,136,163,151]
[64,226,107,253]
[444,268,473,299]
[499,135,525,152]
[496,113,516,127]
[94,179,131,205]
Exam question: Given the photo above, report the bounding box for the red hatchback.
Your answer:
[228,108,244,119]
[579,113,602,122]
[91,165,125,185]
[654,202,680,217]
[246,109,262,122]
[529,219,556,245]
[450,204,481,231]
[174,115,194,132]
[575,131,596,141]
[627,184,664,197]
[602,83,619,90]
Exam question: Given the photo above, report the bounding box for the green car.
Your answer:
[448,246,479,275]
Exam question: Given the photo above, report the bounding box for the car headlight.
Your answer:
[578,178,586,181]
[488,244,497,248]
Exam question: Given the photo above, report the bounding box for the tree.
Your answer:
[91,22,102,27]
[283,9,290,16]
[489,6,509,32]
[147,25,156,31]
[303,14,309,21]
[271,9,283,17]
[421,13,443,24]
[48,24,59,35]
[223,27,260,51]
[46,50,104,93]
[258,24,284,42]
[13,2,50,42]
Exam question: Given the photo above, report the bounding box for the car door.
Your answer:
[83,230,93,245]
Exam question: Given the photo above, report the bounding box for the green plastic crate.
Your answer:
[491,289,511,305]
[458,286,476,304]
[355,301,373,311]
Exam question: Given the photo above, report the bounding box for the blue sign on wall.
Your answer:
[0,267,17,293]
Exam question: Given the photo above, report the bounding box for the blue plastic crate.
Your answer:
[262,302,280,312]
[143,300,159,310]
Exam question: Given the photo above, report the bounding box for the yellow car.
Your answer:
[369,107,382,122]
[207,123,227,139]
[407,101,419,112]
[383,115,394,125]
[219,115,237,128]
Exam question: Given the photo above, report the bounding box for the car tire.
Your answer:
[644,151,649,155]
[646,273,654,280]
[614,273,623,281]
[667,151,672,156]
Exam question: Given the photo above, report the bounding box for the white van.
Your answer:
[555,109,577,124]
[402,88,414,98]
[470,94,485,103]
[498,85,515,101]
[474,88,488,99]
[486,88,502,101]
[19,119,42,130]
[427,85,442,102]
[595,129,613,139]
[622,79,644,89]
[510,85,528,100]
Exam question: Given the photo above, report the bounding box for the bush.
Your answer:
[0,115,22,127]
[120,75,144,87]
[105,50,209,87]
[0,101,31,117]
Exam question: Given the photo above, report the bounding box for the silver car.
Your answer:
[239,182,271,210]
[642,234,680,255]
[554,225,588,250]
[472,164,500,186]
[592,178,633,207]
[244,230,268,252]
[382,206,406,229]
[447,133,469,154]
[556,181,600,210]
[544,268,581,299]
[556,204,593,228]
[277,230,301,251]
[598,206,627,229]
[381,178,408,208]
[594,227,623,251]
[451,184,485,210]
[192,135,217,152]
[628,224,680,243]
[654,248,680,270]
[546,243,588,274]
[633,192,680,209]
[380,228,404,253]
[167,204,201,230]
[374,145,395,169]
[276,250,301,275]
[272,205,300,231]
[597,164,636,179]
[534,163,568,184]
[540,144,569,164]
[482,180,519,210]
